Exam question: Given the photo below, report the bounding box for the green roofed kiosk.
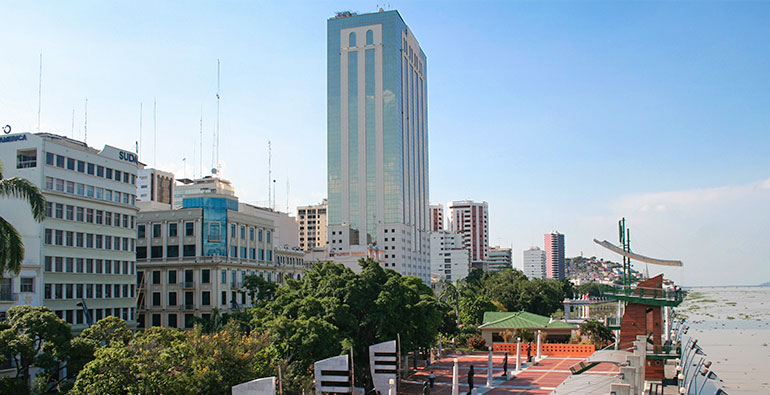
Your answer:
[479,311,576,344]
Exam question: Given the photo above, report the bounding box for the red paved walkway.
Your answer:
[401,352,619,395]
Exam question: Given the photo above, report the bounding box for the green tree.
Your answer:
[579,320,615,347]
[0,161,46,276]
[242,274,277,303]
[0,305,72,392]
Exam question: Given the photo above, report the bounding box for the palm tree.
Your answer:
[0,161,46,276]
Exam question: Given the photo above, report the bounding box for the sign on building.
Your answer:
[314,354,351,394]
[369,340,397,395]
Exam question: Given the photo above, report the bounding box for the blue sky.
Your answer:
[2,1,768,285]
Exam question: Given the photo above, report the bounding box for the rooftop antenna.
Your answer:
[37,52,42,132]
[71,108,75,138]
[215,59,221,174]
[268,140,272,209]
[272,179,276,211]
[83,98,88,143]
[153,98,157,167]
[138,102,143,158]
[286,178,290,212]
[199,105,203,178]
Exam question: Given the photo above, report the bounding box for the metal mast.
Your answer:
[38,53,42,131]
[268,140,272,209]
[216,59,220,174]
[139,103,143,158]
[199,106,203,178]
[83,98,88,143]
[153,99,157,168]
[619,218,631,287]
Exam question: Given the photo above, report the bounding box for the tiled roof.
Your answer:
[479,311,576,329]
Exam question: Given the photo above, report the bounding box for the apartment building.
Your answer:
[523,246,547,279]
[545,231,566,280]
[430,204,444,232]
[429,231,470,282]
[447,200,489,267]
[486,246,512,272]
[0,132,138,329]
[297,199,328,251]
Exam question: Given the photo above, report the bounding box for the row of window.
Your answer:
[46,201,135,229]
[44,228,135,252]
[138,222,195,238]
[44,256,135,275]
[139,312,195,329]
[148,290,238,308]
[136,245,196,259]
[45,176,136,206]
[0,277,34,297]
[141,268,299,288]
[54,307,133,326]
[44,282,135,300]
[45,152,136,185]
[229,223,271,243]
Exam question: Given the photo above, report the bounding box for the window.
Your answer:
[87,162,95,175]
[168,313,177,328]
[105,168,112,179]
[136,246,147,259]
[152,292,161,306]
[138,225,145,238]
[221,291,227,305]
[114,170,121,181]
[201,269,210,284]
[240,225,245,239]
[349,32,356,47]
[167,245,179,258]
[20,277,34,293]
[152,313,161,327]
[56,155,65,168]
[221,269,226,283]
[152,270,161,284]
[46,152,54,165]
[55,230,64,245]
[17,149,37,168]
[183,244,196,257]
[266,231,271,243]
[184,314,194,329]
[66,205,74,220]
[249,227,254,241]
[230,224,236,237]
[76,183,84,196]
[258,229,263,242]
[201,291,210,306]
[151,246,162,258]
[168,223,177,237]
[168,270,177,284]
[86,208,93,223]
[185,222,194,236]
[167,291,178,307]
[55,203,63,219]
[95,210,103,224]
[208,222,221,242]
[152,224,161,238]
[77,160,85,172]
[96,165,104,177]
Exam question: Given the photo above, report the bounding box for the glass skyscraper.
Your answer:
[327,10,430,281]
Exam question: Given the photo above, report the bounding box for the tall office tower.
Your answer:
[327,10,430,282]
[523,246,546,279]
[0,133,139,329]
[447,200,489,267]
[486,246,512,273]
[544,231,565,280]
[429,231,470,282]
[430,204,444,231]
[297,199,328,251]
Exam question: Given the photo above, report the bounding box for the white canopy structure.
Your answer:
[593,239,683,267]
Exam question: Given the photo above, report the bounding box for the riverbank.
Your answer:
[678,287,770,394]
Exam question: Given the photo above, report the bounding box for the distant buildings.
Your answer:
[326,10,430,282]
[173,176,235,209]
[429,231,470,282]
[137,168,174,211]
[545,231,565,280]
[448,200,489,268]
[486,246,512,272]
[297,199,328,251]
[430,204,444,231]
[523,246,547,279]
[0,133,139,329]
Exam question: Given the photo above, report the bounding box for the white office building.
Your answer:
[523,246,547,279]
[429,232,470,282]
[0,132,139,329]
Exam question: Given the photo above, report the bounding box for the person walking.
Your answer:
[428,371,435,388]
[502,352,508,378]
[467,365,475,394]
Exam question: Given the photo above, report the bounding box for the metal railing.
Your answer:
[601,284,685,302]
[0,292,18,302]
[182,281,195,289]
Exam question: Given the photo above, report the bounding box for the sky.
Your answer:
[1,1,768,286]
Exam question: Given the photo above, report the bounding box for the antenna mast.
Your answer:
[71,108,75,138]
[216,59,221,174]
[37,53,42,131]
[83,98,88,143]
[153,99,157,167]
[199,106,203,178]
[139,103,143,158]
[268,141,272,209]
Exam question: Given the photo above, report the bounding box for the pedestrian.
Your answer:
[502,352,508,378]
[467,365,475,394]
[526,342,532,363]
[429,371,435,388]
[423,380,430,395]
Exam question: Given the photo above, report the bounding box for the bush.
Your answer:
[467,335,487,350]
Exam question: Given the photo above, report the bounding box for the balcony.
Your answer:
[231,282,243,289]
[183,304,195,310]
[182,281,195,289]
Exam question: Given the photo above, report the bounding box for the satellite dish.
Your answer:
[2,125,10,134]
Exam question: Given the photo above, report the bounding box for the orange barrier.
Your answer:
[492,343,595,357]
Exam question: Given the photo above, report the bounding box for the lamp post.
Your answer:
[515,338,521,372]
[486,346,493,387]
[451,358,459,395]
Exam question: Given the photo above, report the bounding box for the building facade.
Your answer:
[135,189,297,329]
[429,232,470,282]
[486,246,512,272]
[447,200,489,266]
[0,133,138,330]
[545,231,565,280]
[327,10,430,282]
[522,246,546,279]
[297,199,328,251]
[430,204,444,232]
[137,167,174,211]
[173,176,235,209]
